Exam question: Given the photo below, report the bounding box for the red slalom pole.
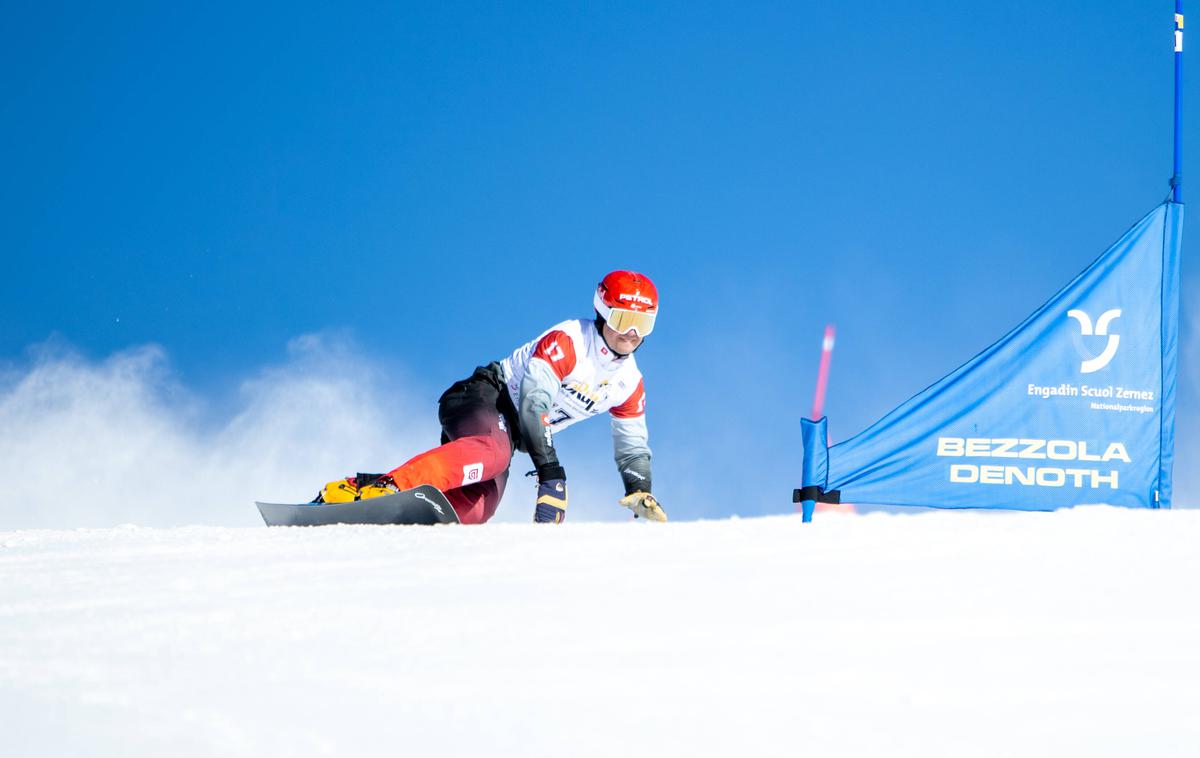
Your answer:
[802,324,857,516]
[811,324,835,421]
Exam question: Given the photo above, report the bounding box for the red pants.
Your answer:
[386,371,515,524]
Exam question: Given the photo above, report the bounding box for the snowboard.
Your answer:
[256,484,460,527]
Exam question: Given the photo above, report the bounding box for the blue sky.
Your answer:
[2,1,1195,521]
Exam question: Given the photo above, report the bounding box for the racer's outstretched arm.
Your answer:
[518,358,565,481]
[610,379,664,521]
[519,331,576,523]
[614,419,665,521]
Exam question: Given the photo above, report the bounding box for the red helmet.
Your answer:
[594,270,659,337]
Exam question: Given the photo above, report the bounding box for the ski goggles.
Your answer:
[598,305,657,337]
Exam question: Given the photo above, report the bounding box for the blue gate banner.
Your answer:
[802,201,1184,511]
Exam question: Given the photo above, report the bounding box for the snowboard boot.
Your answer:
[315,477,358,503]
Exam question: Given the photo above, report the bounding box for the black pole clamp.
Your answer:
[792,486,841,504]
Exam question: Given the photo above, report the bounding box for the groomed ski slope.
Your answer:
[2,508,1198,757]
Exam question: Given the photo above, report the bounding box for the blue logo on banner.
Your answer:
[800,202,1184,511]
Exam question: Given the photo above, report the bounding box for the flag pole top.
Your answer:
[1173,1,1184,203]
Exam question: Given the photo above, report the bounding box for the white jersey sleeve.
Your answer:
[609,377,652,494]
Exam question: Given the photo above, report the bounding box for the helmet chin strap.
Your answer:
[593,313,644,356]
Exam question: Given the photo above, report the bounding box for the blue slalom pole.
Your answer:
[1174,0,1184,203]
[798,418,829,524]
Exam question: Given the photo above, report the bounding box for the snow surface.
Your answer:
[2,508,1198,757]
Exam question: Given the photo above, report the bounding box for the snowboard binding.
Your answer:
[312,473,398,504]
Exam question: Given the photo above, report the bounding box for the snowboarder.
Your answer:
[316,270,666,525]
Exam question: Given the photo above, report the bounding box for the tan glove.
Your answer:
[619,492,667,522]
